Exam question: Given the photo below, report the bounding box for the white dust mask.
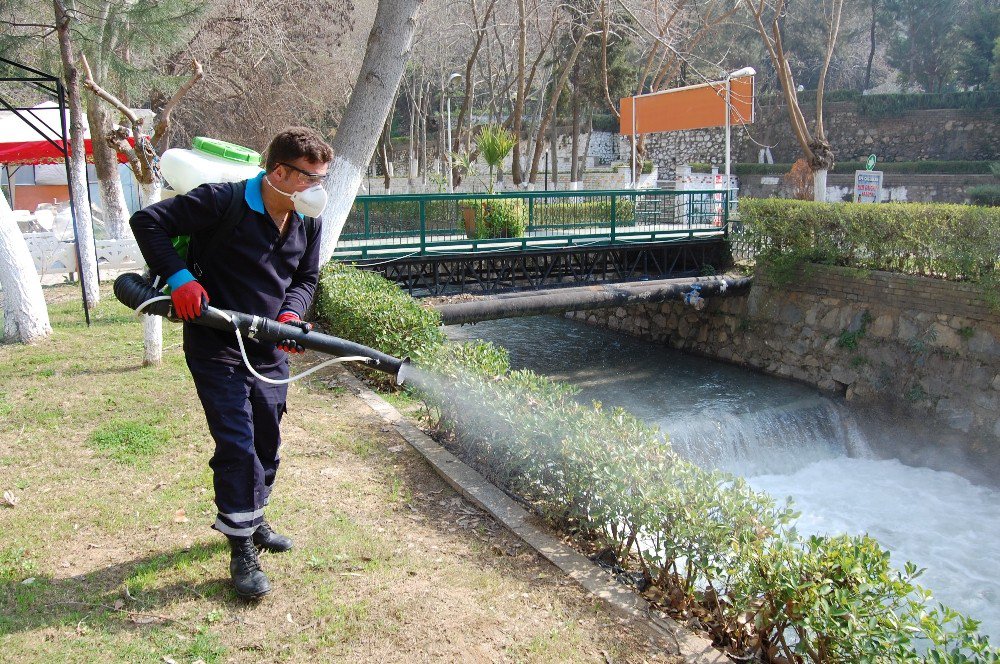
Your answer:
[265,176,328,218]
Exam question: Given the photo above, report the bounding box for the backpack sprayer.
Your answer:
[114,272,410,386]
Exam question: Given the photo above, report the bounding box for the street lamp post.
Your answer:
[724,67,755,207]
[446,72,463,194]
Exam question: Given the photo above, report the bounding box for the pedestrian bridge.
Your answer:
[335,188,737,295]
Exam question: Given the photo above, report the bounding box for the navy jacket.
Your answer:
[130,172,322,370]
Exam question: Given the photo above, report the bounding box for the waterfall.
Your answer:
[664,397,873,476]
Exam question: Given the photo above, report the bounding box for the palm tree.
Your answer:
[476,124,516,194]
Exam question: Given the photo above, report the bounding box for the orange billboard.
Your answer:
[620,76,755,136]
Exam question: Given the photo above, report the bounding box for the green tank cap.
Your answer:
[191,136,261,164]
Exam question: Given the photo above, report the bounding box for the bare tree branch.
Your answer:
[150,59,203,150]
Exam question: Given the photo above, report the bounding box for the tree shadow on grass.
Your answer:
[0,539,254,638]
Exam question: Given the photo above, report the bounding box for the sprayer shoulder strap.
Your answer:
[191,180,248,278]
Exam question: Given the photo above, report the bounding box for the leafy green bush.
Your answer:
[734,161,995,176]
[317,263,999,662]
[759,89,1000,117]
[458,198,528,238]
[641,159,654,175]
[591,113,620,132]
[532,198,636,227]
[739,198,1000,283]
[731,534,996,662]
[315,262,445,380]
[969,184,1000,207]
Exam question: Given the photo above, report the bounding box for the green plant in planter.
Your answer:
[480,198,527,238]
[457,198,528,239]
[459,124,520,238]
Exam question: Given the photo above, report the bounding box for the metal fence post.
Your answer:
[610,193,617,245]
[419,198,427,255]
[723,190,730,239]
[364,199,370,239]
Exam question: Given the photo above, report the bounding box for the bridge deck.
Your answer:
[332,188,733,261]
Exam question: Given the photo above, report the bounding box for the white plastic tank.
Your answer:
[159,136,263,195]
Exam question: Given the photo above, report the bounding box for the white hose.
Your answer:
[134,296,368,385]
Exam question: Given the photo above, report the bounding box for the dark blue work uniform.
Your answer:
[130,172,321,538]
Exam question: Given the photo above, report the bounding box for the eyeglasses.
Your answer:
[278,161,328,185]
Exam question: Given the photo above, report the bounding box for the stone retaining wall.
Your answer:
[737,173,997,205]
[567,266,1000,450]
[641,102,998,173]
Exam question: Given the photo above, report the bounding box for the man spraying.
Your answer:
[130,127,333,599]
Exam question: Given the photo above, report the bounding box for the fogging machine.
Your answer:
[114,273,410,385]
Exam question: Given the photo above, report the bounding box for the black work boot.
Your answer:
[252,520,293,553]
[228,536,271,599]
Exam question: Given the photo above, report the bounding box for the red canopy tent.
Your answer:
[0,138,130,165]
[0,101,132,166]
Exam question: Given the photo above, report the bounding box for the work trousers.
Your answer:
[187,356,289,538]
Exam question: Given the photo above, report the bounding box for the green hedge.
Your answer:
[733,161,995,176]
[969,184,1000,207]
[457,198,528,239]
[759,89,1000,117]
[532,198,636,227]
[315,263,445,384]
[592,113,620,133]
[316,264,998,662]
[739,198,1000,283]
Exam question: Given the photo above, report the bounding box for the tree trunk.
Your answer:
[511,0,527,185]
[864,0,877,90]
[319,0,424,264]
[528,27,592,184]
[580,113,593,180]
[813,168,828,202]
[550,118,559,187]
[408,84,417,187]
[570,82,581,184]
[86,101,131,239]
[140,174,163,366]
[420,86,428,187]
[55,0,100,306]
[0,191,52,343]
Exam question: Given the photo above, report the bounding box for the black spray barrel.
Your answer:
[114,273,410,384]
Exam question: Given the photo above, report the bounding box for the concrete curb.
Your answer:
[340,372,727,663]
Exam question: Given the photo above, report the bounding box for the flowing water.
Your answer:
[445,315,1000,639]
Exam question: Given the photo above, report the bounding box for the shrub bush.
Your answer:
[758,89,1000,117]
[591,113,620,132]
[317,263,999,662]
[532,198,636,227]
[458,198,528,238]
[969,184,1000,207]
[739,198,1000,283]
[315,262,445,382]
[734,161,995,176]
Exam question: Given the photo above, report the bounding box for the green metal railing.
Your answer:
[334,188,731,260]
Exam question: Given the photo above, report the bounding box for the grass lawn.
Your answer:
[0,283,679,663]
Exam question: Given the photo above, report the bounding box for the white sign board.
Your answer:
[853,170,883,203]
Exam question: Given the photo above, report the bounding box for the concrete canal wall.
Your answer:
[567,266,1000,461]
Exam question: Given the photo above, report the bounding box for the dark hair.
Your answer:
[263,126,334,171]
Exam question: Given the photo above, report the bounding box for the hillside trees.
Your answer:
[885,0,963,93]
[172,0,363,151]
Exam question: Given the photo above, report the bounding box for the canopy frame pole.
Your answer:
[0,56,91,324]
